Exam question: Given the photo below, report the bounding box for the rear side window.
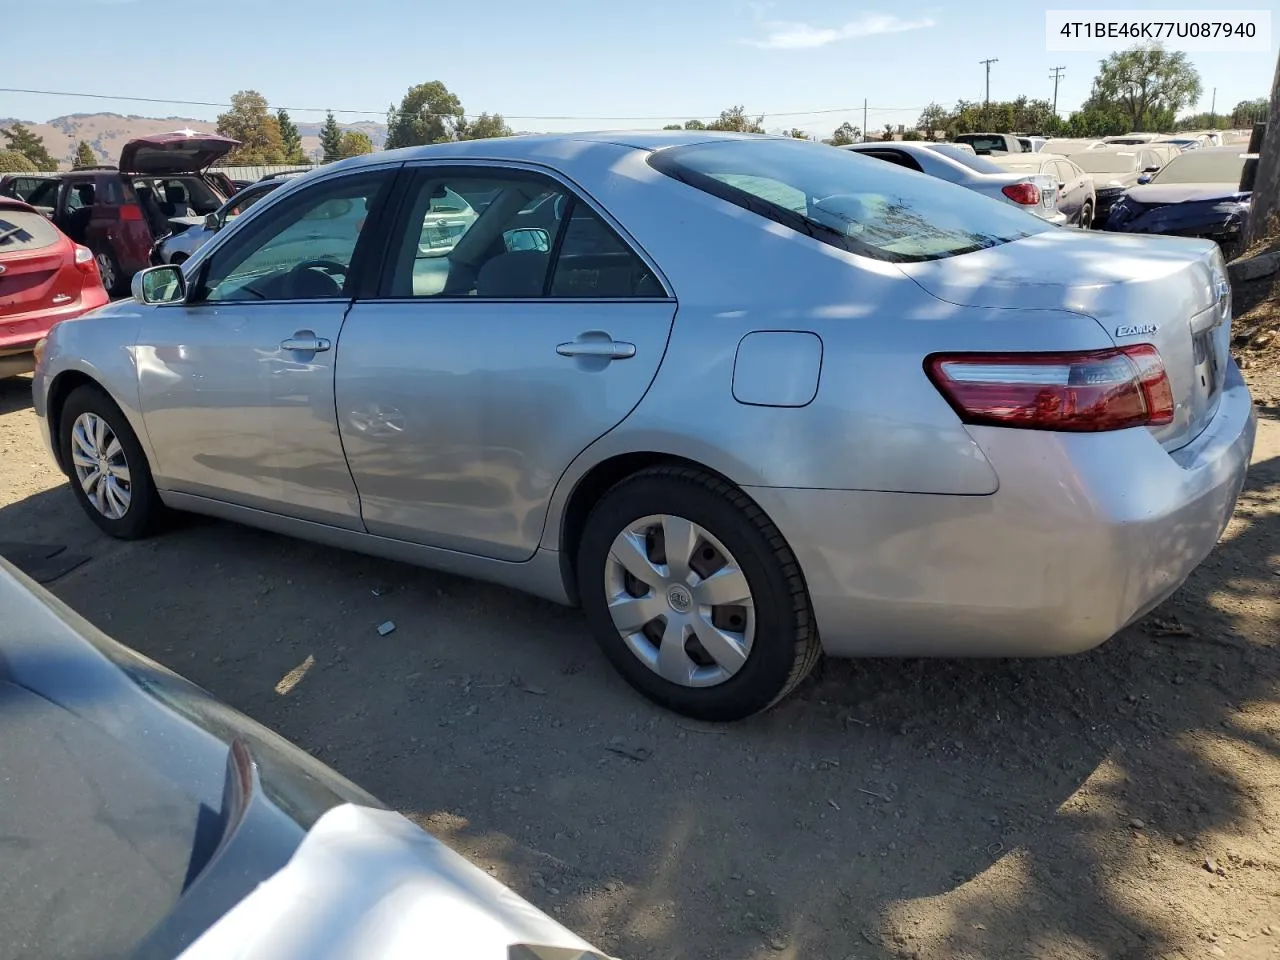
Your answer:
[650,139,1047,263]
[0,207,61,251]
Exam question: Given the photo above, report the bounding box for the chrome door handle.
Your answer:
[281,334,331,353]
[556,340,636,360]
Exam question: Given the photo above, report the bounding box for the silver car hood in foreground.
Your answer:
[178,804,609,960]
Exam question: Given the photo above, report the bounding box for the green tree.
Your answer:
[73,140,97,168]
[1088,44,1202,131]
[784,128,808,139]
[706,106,764,133]
[319,112,343,161]
[1231,97,1269,127]
[337,131,373,158]
[277,109,305,163]
[683,119,707,131]
[830,121,860,145]
[458,113,514,140]
[1063,102,1130,137]
[0,150,37,174]
[1,122,56,170]
[662,123,683,130]
[216,90,287,164]
[385,81,464,148]
[902,129,924,141]
[882,123,896,141]
[915,102,950,139]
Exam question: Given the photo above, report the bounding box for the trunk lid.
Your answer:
[897,229,1232,452]
[118,132,240,176]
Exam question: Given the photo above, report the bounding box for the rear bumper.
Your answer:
[747,362,1256,657]
[1,293,109,355]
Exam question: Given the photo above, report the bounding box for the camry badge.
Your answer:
[1115,323,1158,337]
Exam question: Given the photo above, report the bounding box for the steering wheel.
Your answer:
[284,258,348,298]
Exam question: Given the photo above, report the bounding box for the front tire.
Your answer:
[1078,201,1093,230]
[576,466,820,721]
[60,384,163,539]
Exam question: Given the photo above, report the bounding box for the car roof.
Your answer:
[0,196,40,214]
[321,130,764,171]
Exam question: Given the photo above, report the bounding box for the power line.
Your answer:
[0,86,924,123]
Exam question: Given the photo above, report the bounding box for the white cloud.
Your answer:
[744,13,935,49]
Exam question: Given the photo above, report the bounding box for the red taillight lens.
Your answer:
[73,244,100,277]
[1001,182,1040,205]
[925,345,1175,432]
[118,203,145,222]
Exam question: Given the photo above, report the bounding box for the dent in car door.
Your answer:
[135,170,396,527]
[336,300,676,561]
[334,166,676,561]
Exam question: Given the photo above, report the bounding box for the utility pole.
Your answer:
[980,58,998,125]
[863,98,868,143]
[1050,66,1066,116]
[1210,87,1217,126]
[980,58,998,110]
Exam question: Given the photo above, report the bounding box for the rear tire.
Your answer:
[59,384,164,539]
[576,466,820,721]
[92,246,125,296]
[1078,201,1093,230]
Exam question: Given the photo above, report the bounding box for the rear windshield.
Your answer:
[649,139,1047,263]
[1073,151,1140,174]
[0,208,60,251]
[1150,150,1246,185]
[925,143,1006,173]
[955,135,1012,154]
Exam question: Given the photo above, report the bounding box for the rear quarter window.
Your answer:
[0,208,62,251]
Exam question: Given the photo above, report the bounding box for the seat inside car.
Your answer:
[475,251,550,297]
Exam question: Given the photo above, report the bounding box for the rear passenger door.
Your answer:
[335,163,677,561]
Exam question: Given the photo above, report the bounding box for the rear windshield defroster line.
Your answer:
[647,138,1046,263]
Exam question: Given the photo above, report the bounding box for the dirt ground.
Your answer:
[1,345,1278,958]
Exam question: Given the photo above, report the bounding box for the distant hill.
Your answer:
[0,112,387,169]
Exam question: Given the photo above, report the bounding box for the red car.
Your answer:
[0,197,109,378]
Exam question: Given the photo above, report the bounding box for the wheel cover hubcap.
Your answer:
[71,412,131,520]
[96,254,114,287]
[604,514,755,688]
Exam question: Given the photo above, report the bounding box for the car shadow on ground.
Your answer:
[0,433,1275,960]
[0,376,34,416]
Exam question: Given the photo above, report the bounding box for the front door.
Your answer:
[336,164,676,561]
[135,169,396,527]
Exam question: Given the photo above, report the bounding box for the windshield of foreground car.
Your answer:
[1072,151,1140,174]
[1149,150,1248,185]
[650,139,1047,262]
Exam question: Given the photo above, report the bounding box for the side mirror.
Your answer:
[1137,174,1153,184]
[205,213,220,231]
[1143,165,1160,173]
[132,264,187,305]
[503,227,550,253]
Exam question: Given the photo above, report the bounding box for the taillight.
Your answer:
[73,245,100,277]
[1001,182,1041,205]
[925,345,1175,432]
[118,203,145,222]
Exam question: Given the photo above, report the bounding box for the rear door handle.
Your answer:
[280,333,331,353]
[556,340,636,360]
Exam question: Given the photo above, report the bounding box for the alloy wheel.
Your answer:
[604,513,755,688]
[70,412,132,520]
[95,252,117,291]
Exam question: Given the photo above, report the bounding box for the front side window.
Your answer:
[652,139,1047,262]
[198,172,387,303]
[385,169,659,299]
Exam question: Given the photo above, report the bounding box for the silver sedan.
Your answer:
[32,132,1255,721]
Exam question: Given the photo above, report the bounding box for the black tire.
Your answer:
[1078,202,1093,230]
[576,466,820,721]
[59,384,164,539]
[92,245,125,296]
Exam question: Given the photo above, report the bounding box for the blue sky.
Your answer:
[1,0,1274,136]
